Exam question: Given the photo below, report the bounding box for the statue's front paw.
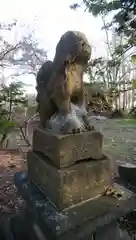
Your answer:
[71,126,94,134]
[86,125,95,131]
[72,128,81,134]
[82,115,95,132]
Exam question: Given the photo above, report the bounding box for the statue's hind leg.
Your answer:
[39,95,56,128]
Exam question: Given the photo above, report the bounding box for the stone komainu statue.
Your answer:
[36,31,92,134]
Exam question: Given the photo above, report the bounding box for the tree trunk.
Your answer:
[0,133,7,148]
[132,89,135,108]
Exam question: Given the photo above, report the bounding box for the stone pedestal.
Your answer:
[28,127,110,211]
[27,150,111,210]
[15,126,136,239]
[32,128,103,168]
[14,171,136,240]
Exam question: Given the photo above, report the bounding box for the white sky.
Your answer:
[0,0,111,94]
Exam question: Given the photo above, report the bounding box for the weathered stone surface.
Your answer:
[14,171,136,240]
[27,150,111,210]
[35,31,92,133]
[27,220,132,240]
[95,222,131,240]
[32,128,103,168]
[32,223,47,240]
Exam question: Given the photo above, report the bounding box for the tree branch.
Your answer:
[0,43,20,61]
[101,15,112,57]
[19,113,39,147]
[19,126,31,146]
[33,52,44,64]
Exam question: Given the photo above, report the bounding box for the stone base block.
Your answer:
[32,128,103,168]
[27,150,111,210]
[14,171,136,240]
[27,218,132,240]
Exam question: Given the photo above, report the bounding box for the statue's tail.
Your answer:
[36,60,53,112]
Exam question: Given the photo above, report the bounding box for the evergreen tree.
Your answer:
[0,81,28,147]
